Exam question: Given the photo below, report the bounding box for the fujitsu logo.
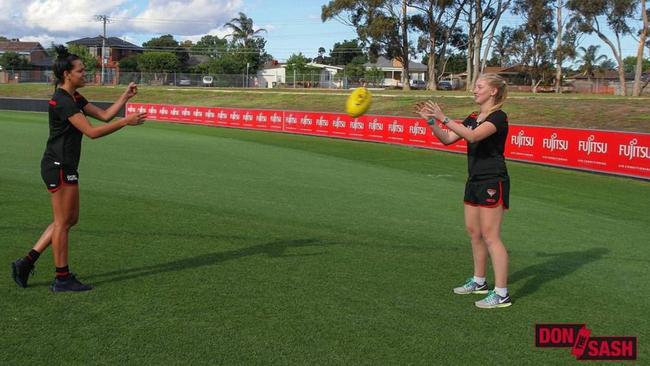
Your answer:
[206,110,215,118]
[229,111,240,120]
[148,106,158,114]
[316,116,329,127]
[619,139,650,160]
[409,122,426,136]
[350,120,364,130]
[217,111,227,119]
[578,135,608,155]
[181,108,191,117]
[388,120,404,133]
[368,119,383,131]
[256,113,267,122]
[138,106,146,113]
[286,114,297,124]
[127,106,136,113]
[332,117,345,128]
[542,133,569,151]
[243,112,253,122]
[300,116,313,126]
[160,107,169,115]
[270,113,282,123]
[511,130,534,147]
[171,108,179,116]
[193,109,202,117]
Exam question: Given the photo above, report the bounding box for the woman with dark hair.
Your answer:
[416,73,512,309]
[11,45,146,292]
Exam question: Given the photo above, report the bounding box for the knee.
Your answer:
[480,231,501,248]
[466,226,482,242]
[54,215,77,230]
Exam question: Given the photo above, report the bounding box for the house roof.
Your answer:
[67,36,142,50]
[0,41,46,53]
[364,56,428,72]
[567,70,636,80]
[307,62,343,70]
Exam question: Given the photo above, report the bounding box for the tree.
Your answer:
[576,45,608,81]
[191,35,228,59]
[552,0,579,93]
[322,0,413,90]
[345,55,370,82]
[142,34,189,70]
[225,12,267,47]
[118,54,139,72]
[567,0,637,95]
[410,0,469,90]
[623,55,650,73]
[632,0,648,96]
[512,0,556,91]
[223,14,270,74]
[137,52,179,83]
[0,51,29,70]
[329,39,365,65]
[68,44,98,73]
[364,66,384,86]
[314,47,327,63]
[459,0,510,90]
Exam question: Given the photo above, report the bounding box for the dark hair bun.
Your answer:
[53,45,70,59]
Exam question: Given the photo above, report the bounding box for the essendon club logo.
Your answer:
[535,324,637,361]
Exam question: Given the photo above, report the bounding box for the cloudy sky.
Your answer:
[0,0,644,62]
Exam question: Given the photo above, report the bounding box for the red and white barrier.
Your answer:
[127,103,650,180]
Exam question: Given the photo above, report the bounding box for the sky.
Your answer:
[0,0,646,64]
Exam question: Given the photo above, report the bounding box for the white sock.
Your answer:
[494,287,508,297]
[473,276,486,285]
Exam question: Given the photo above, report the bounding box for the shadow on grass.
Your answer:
[509,247,609,300]
[81,238,328,285]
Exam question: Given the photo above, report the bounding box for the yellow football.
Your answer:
[345,87,372,118]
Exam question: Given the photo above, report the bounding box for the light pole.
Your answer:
[95,15,110,85]
[246,62,250,88]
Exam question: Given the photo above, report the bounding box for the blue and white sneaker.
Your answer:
[475,290,512,308]
[453,277,489,294]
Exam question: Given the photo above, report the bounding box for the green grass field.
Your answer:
[1,110,649,365]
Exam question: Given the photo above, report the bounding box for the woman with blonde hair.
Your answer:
[416,73,512,308]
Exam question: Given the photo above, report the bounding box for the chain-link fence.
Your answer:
[1,69,356,89]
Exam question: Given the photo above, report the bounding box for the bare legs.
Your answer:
[464,204,508,288]
[31,185,79,267]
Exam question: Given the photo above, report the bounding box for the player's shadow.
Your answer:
[509,247,609,300]
[81,238,328,286]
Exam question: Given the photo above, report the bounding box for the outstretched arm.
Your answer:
[83,82,139,122]
[419,101,497,144]
[415,101,462,145]
[68,111,146,139]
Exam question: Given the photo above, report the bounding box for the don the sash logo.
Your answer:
[535,324,637,361]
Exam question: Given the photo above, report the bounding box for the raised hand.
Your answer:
[124,82,138,99]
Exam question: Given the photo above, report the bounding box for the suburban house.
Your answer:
[257,61,344,88]
[363,56,428,87]
[67,36,143,83]
[0,39,51,83]
[566,70,648,95]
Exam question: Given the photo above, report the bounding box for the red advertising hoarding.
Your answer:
[126,103,650,180]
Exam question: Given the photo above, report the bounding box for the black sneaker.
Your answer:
[11,258,35,288]
[50,274,93,292]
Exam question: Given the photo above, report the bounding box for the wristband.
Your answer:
[442,116,451,125]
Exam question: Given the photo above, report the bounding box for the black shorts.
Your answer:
[464,177,509,209]
[41,160,79,193]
